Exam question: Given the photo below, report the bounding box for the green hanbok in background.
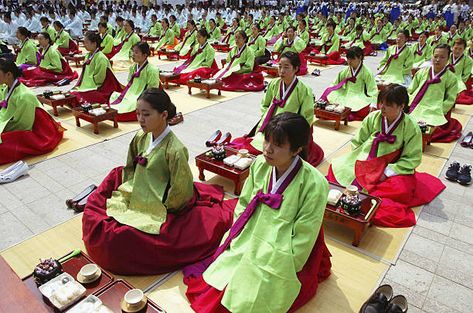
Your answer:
[408,66,458,126]
[0,81,40,143]
[100,33,114,55]
[113,26,126,46]
[148,22,162,37]
[274,36,306,54]
[450,53,473,92]
[111,32,141,62]
[43,25,57,42]
[174,29,196,56]
[73,49,110,92]
[247,34,266,58]
[208,26,221,43]
[368,27,388,45]
[214,44,254,79]
[377,44,413,85]
[411,42,432,69]
[15,38,38,66]
[324,63,378,112]
[177,42,216,73]
[109,61,160,114]
[154,28,175,49]
[54,29,73,49]
[170,21,180,38]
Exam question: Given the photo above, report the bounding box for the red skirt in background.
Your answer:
[456,77,473,105]
[184,228,332,313]
[431,111,462,143]
[58,40,81,56]
[229,126,324,167]
[0,108,64,165]
[116,111,137,122]
[326,149,445,228]
[71,69,123,105]
[220,72,265,92]
[173,61,220,85]
[348,105,370,121]
[20,59,78,87]
[82,167,234,275]
[310,48,346,65]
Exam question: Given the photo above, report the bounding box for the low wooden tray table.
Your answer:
[421,125,436,151]
[22,251,114,312]
[315,106,351,130]
[306,54,329,66]
[187,80,223,99]
[157,49,179,60]
[37,94,78,116]
[211,43,231,52]
[159,72,181,89]
[95,280,166,312]
[259,64,279,76]
[195,147,254,195]
[72,107,118,134]
[142,35,160,43]
[65,54,85,67]
[325,183,381,246]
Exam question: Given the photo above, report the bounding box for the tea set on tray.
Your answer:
[327,185,362,216]
[32,251,146,312]
[315,99,346,113]
[204,130,254,170]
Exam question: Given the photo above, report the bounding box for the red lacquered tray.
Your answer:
[22,251,114,312]
[94,280,166,313]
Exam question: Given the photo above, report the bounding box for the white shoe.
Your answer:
[0,161,29,184]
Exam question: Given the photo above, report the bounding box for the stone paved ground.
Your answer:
[1,52,472,313]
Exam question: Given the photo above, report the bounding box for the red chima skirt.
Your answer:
[20,59,78,87]
[431,110,463,143]
[229,126,324,167]
[173,61,220,85]
[57,40,81,56]
[326,149,445,228]
[310,48,346,65]
[82,167,235,275]
[0,108,64,165]
[71,69,123,105]
[348,105,370,121]
[183,227,332,313]
[456,77,473,105]
[220,71,265,92]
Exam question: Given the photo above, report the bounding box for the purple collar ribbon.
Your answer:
[409,66,448,113]
[111,61,148,105]
[248,34,260,46]
[416,43,426,56]
[39,45,51,61]
[451,54,463,67]
[367,114,404,160]
[183,156,303,278]
[320,64,362,101]
[134,155,148,166]
[259,78,299,132]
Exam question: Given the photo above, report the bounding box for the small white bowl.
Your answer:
[79,264,98,279]
[124,289,144,307]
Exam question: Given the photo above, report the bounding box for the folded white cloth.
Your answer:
[234,157,253,170]
[51,94,66,100]
[327,189,343,206]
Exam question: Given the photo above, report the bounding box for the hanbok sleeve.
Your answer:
[232,158,257,220]
[378,46,390,70]
[364,67,378,104]
[387,121,422,175]
[93,55,108,85]
[351,112,374,150]
[164,145,194,212]
[41,50,62,72]
[299,84,315,125]
[147,65,160,88]
[294,37,307,53]
[462,57,472,83]
[291,174,328,272]
[442,73,458,114]
[202,46,216,67]
[274,37,283,52]
[402,50,413,76]
[122,133,140,182]
[237,48,255,73]
[328,35,340,54]
[408,69,422,94]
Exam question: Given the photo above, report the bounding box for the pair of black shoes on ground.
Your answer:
[360,285,408,313]
[446,161,472,185]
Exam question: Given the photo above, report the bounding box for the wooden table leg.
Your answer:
[93,123,99,134]
[52,104,59,117]
[206,88,211,99]
[198,167,205,181]
[113,116,118,128]
[188,86,192,95]
[335,119,341,130]
[164,80,169,89]
[351,224,365,247]
[234,179,243,196]
[75,117,81,127]
[218,89,221,96]
[344,118,348,126]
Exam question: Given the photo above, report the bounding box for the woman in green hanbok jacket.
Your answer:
[296,19,310,46]
[110,42,160,121]
[53,21,80,56]
[111,19,141,63]
[183,112,331,313]
[174,20,197,57]
[113,17,126,46]
[411,32,433,70]
[273,26,308,75]
[82,88,233,275]
[99,22,114,57]
[262,16,281,45]
[148,14,162,37]
[169,15,181,38]
[154,18,177,50]
[39,17,57,42]
[14,27,38,70]
[20,32,77,87]
[207,19,221,43]
[173,28,218,84]
[368,19,388,46]
[248,23,270,66]
[71,32,122,105]
[427,26,448,47]
[0,58,64,165]
[321,46,378,121]
[328,84,444,228]
[408,44,461,143]
[377,30,413,86]
[222,18,241,46]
